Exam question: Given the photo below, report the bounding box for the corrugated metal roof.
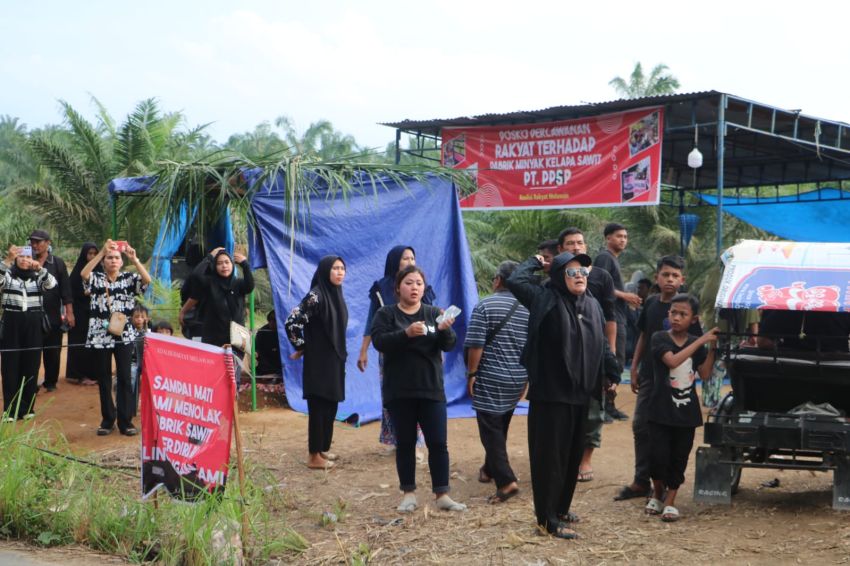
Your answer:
[381,91,722,132]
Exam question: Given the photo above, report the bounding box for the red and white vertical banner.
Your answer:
[140,333,235,500]
[443,107,663,209]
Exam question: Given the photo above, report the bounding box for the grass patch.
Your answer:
[0,419,307,563]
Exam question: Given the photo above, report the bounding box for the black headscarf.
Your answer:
[548,252,604,395]
[369,245,435,307]
[10,257,39,281]
[310,255,349,361]
[211,249,241,319]
[70,242,100,300]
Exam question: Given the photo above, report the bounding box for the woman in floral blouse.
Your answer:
[81,239,151,437]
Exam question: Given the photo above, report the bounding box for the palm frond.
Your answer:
[60,100,111,184]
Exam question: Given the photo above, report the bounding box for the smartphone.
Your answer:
[436,305,462,324]
[114,240,129,252]
[19,245,33,257]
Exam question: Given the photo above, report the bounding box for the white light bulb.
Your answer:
[688,148,703,169]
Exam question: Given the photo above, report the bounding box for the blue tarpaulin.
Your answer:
[248,172,480,423]
[699,188,850,242]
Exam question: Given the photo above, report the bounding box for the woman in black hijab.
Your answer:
[179,247,254,350]
[67,242,100,384]
[285,255,348,470]
[506,251,612,539]
[357,245,434,452]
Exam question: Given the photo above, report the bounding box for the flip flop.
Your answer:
[577,469,594,482]
[307,459,335,470]
[661,506,680,522]
[321,452,338,461]
[645,498,664,516]
[558,511,580,523]
[614,484,652,501]
[543,521,578,540]
[488,488,520,504]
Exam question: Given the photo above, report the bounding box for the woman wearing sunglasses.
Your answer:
[506,251,613,540]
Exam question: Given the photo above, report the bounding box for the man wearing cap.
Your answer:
[29,230,73,392]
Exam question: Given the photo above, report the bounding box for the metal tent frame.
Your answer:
[383,91,850,253]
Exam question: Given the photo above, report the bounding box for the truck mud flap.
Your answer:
[694,446,733,505]
[835,454,850,511]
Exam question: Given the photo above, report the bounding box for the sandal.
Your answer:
[545,521,578,540]
[307,459,335,470]
[487,488,519,504]
[645,498,663,515]
[97,426,114,436]
[559,511,580,523]
[661,506,680,522]
[577,468,594,482]
[321,452,338,461]
[614,484,652,501]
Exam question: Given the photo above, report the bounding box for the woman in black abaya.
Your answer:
[66,242,100,384]
[506,251,610,539]
[285,256,348,470]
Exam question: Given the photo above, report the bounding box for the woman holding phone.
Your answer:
[370,265,465,513]
[81,239,151,436]
[0,245,57,421]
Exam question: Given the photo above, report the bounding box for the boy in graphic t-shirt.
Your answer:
[645,293,718,522]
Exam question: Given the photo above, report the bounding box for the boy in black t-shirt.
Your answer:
[645,294,718,522]
[616,255,701,501]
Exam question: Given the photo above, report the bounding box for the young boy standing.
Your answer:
[645,294,718,521]
[617,255,701,501]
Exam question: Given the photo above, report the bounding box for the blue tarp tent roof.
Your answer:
[699,188,850,242]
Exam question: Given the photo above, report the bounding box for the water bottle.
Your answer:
[702,360,725,408]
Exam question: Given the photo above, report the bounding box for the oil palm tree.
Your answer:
[609,62,680,99]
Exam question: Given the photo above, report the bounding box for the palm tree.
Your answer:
[609,62,680,99]
[12,98,208,248]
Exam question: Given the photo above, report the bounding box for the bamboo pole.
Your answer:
[224,345,249,558]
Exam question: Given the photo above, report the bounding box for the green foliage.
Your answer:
[0,419,307,563]
[609,62,681,99]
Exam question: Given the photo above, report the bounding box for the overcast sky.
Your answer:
[2,1,849,150]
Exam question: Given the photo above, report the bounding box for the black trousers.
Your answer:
[528,401,587,532]
[1,311,43,419]
[648,422,695,490]
[93,344,134,431]
[40,325,63,388]
[386,398,450,494]
[476,409,517,489]
[307,397,338,454]
[631,372,652,488]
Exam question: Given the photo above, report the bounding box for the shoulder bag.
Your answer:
[105,281,127,337]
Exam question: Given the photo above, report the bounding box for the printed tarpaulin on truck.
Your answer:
[248,172,479,423]
[715,239,850,312]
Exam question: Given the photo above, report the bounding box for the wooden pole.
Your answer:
[225,345,249,558]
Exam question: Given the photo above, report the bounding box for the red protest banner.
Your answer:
[140,333,235,500]
[443,108,663,209]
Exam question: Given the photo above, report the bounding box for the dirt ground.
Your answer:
[7,374,850,565]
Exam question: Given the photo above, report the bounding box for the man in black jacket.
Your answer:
[29,230,72,392]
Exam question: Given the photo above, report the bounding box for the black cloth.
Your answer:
[649,421,695,490]
[586,267,616,323]
[67,243,99,380]
[189,252,254,347]
[307,397,338,453]
[759,310,850,352]
[637,295,703,385]
[39,253,72,327]
[504,256,608,405]
[593,249,626,324]
[528,401,587,532]
[370,304,457,404]
[94,342,134,431]
[476,409,517,489]
[386,398,450,493]
[255,322,282,375]
[41,326,62,388]
[649,331,707,427]
[1,311,42,419]
[285,255,348,402]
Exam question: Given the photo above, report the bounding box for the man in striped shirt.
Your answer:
[465,260,530,503]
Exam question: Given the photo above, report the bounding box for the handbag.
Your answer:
[104,283,127,337]
[37,289,53,335]
[230,321,253,356]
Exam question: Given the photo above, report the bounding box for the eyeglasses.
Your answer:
[565,267,590,278]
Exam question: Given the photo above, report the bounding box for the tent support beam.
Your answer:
[717,94,727,256]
